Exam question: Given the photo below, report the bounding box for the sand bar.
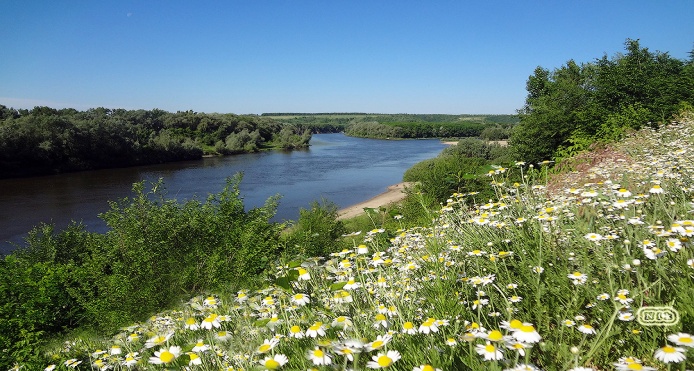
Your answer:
[337,182,413,220]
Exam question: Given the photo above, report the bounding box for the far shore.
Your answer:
[337,182,413,220]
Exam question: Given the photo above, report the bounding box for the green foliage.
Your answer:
[0,175,283,367]
[282,199,347,258]
[0,107,310,178]
[512,39,694,163]
[404,155,491,204]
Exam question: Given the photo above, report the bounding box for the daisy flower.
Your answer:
[402,321,417,334]
[512,323,541,343]
[297,267,311,280]
[653,345,686,363]
[418,318,439,334]
[256,338,280,354]
[149,346,182,365]
[365,335,392,351]
[259,354,289,370]
[144,332,173,348]
[584,233,603,243]
[334,343,361,362]
[667,332,694,347]
[475,342,504,361]
[332,316,353,329]
[306,322,326,338]
[201,313,221,330]
[413,365,442,371]
[367,350,401,368]
[291,293,310,306]
[187,352,202,366]
[285,324,303,338]
[307,347,332,366]
[577,324,596,335]
[191,340,209,353]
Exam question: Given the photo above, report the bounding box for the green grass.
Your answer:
[16,117,694,370]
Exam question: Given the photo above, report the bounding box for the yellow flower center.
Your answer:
[377,355,393,367]
[422,366,435,371]
[485,344,496,353]
[159,351,175,364]
[519,325,536,333]
[678,336,693,343]
[313,349,324,357]
[258,344,271,353]
[627,364,643,370]
[509,319,523,329]
[290,325,301,333]
[376,314,386,321]
[488,330,503,341]
[662,346,676,353]
[265,359,280,369]
[371,340,384,349]
[403,322,414,329]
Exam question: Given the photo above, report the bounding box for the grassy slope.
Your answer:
[33,115,694,370]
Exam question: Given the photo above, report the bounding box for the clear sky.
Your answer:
[1,1,692,115]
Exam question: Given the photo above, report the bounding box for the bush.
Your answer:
[282,199,346,258]
[0,174,284,367]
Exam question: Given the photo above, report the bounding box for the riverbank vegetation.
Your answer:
[264,113,517,140]
[512,38,694,163]
[2,38,694,369]
[0,107,311,178]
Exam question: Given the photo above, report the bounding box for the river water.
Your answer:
[0,133,446,255]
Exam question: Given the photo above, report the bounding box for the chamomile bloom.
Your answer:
[184,317,200,330]
[256,338,280,354]
[291,293,310,306]
[667,332,694,347]
[367,350,401,368]
[485,330,504,342]
[288,325,305,338]
[373,313,389,329]
[513,323,541,343]
[297,267,311,281]
[334,343,361,362]
[577,324,596,335]
[418,318,439,334]
[145,332,173,348]
[666,238,682,252]
[306,322,326,338]
[402,321,417,335]
[653,345,686,363]
[584,233,603,243]
[259,354,289,370]
[365,335,392,351]
[149,346,182,365]
[413,365,442,371]
[122,352,140,368]
[475,342,504,361]
[201,313,221,330]
[307,347,332,366]
[191,340,209,352]
[187,352,202,366]
[332,316,353,329]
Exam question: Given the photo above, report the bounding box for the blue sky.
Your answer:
[1,1,692,114]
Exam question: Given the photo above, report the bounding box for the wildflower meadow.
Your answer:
[20,116,694,370]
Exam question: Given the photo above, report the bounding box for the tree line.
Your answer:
[0,107,311,178]
[511,39,694,163]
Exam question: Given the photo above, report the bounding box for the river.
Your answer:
[0,133,446,255]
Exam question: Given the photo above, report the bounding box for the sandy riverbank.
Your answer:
[336,182,413,220]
